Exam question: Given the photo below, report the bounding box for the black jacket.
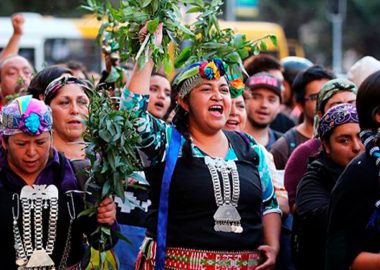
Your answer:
[293,154,344,270]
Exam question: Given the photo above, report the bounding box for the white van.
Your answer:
[0,13,101,72]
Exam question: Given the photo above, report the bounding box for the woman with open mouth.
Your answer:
[224,78,247,132]
[147,72,172,120]
[120,23,281,270]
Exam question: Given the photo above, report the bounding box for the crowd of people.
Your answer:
[0,13,380,270]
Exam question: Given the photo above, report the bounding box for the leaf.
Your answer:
[163,54,174,75]
[99,129,111,143]
[147,19,159,34]
[174,46,192,68]
[259,41,268,51]
[101,226,111,236]
[187,6,203,13]
[113,230,133,245]
[141,0,153,8]
[270,35,278,47]
[224,52,240,63]
[78,206,97,218]
[102,181,111,197]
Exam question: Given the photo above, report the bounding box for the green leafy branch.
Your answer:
[81,91,141,269]
[176,0,277,78]
[82,0,192,74]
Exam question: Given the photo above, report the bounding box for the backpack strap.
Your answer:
[224,130,259,166]
[283,128,299,155]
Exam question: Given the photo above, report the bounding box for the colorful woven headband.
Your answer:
[44,75,93,104]
[1,95,52,136]
[173,59,228,99]
[318,103,359,139]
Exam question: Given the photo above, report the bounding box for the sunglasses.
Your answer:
[304,93,319,102]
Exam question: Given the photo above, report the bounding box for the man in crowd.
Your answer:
[244,53,295,133]
[244,72,283,150]
[0,55,33,105]
[280,56,313,123]
[270,65,335,169]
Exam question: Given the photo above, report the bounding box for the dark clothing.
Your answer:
[267,128,283,151]
[284,138,322,209]
[326,153,380,270]
[293,154,343,270]
[270,127,309,170]
[144,131,264,250]
[270,112,296,134]
[0,150,105,269]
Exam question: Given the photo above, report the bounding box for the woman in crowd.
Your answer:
[224,79,247,131]
[121,24,281,270]
[147,72,172,120]
[0,95,116,269]
[293,103,363,270]
[284,78,358,212]
[325,70,380,270]
[111,72,172,270]
[43,75,92,160]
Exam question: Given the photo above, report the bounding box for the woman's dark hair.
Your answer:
[27,66,73,100]
[356,70,380,130]
[171,79,193,162]
[292,65,336,105]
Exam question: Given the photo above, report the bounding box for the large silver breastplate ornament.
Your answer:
[204,156,243,234]
[12,184,59,270]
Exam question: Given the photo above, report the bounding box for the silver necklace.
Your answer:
[204,156,243,233]
[12,184,59,270]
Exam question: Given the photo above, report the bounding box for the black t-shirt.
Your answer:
[326,153,380,270]
[144,131,265,250]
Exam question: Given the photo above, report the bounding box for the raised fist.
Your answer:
[12,13,25,35]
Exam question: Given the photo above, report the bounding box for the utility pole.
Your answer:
[327,0,346,75]
[225,0,236,21]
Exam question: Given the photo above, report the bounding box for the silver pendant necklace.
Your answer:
[204,156,243,233]
[12,184,59,270]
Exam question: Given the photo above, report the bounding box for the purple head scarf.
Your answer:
[318,103,359,139]
[1,95,52,136]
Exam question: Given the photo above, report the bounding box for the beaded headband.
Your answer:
[173,59,228,99]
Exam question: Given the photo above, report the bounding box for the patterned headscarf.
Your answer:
[173,59,228,99]
[318,103,359,139]
[314,78,358,136]
[44,75,93,104]
[1,95,52,136]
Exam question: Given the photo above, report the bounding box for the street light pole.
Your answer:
[327,0,346,75]
[225,0,236,21]
[331,14,343,74]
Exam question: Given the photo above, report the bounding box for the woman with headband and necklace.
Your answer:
[0,96,116,270]
[121,24,281,270]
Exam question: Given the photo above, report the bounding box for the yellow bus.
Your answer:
[219,20,291,59]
